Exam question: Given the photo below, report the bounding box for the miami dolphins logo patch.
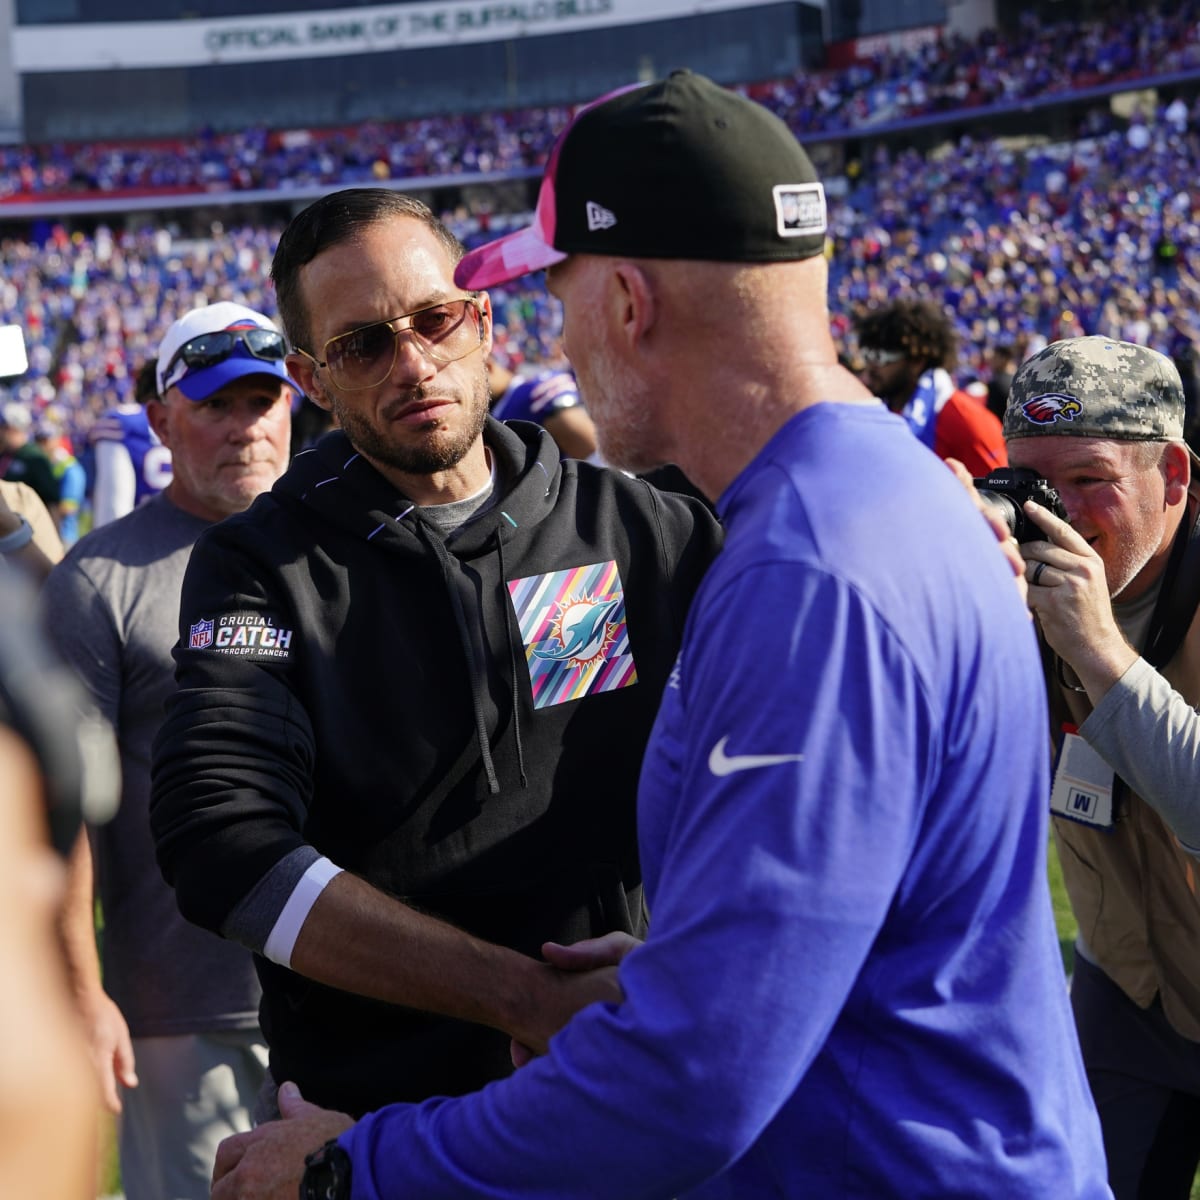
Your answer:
[1021,392,1083,425]
[508,561,637,708]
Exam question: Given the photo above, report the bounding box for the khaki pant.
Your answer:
[119,1029,268,1200]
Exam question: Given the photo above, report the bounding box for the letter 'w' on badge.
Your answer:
[189,618,214,649]
[586,201,617,232]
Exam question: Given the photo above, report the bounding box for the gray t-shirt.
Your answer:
[43,493,262,1036]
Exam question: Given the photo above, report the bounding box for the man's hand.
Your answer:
[540,930,642,972]
[943,457,1028,607]
[511,932,641,1067]
[78,988,137,1113]
[58,831,137,1113]
[212,1081,353,1200]
[1020,500,1138,700]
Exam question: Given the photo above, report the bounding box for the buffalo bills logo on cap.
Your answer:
[1021,393,1084,426]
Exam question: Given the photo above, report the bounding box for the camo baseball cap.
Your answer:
[1004,336,1185,442]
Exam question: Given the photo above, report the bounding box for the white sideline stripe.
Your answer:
[263,857,344,968]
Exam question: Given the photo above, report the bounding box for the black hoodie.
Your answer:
[151,417,722,1114]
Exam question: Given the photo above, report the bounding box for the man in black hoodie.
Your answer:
[150,188,721,1121]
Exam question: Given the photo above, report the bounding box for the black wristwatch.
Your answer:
[300,1137,353,1200]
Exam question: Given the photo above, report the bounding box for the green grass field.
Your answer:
[99,1119,119,1197]
[1047,835,1078,976]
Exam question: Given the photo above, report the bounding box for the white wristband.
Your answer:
[263,857,344,968]
[0,515,34,554]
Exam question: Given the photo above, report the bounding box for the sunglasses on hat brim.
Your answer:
[163,327,287,389]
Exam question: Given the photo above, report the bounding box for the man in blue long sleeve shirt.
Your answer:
[213,70,1111,1200]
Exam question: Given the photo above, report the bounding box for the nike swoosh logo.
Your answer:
[708,736,805,777]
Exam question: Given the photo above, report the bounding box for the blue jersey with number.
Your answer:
[90,403,172,520]
[491,369,579,427]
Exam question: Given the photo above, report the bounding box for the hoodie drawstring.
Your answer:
[416,522,501,795]
[496,532,528,789]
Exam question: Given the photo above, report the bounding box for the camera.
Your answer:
[972,467,1067,544]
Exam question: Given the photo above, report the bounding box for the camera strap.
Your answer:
[1142,500,1200,671]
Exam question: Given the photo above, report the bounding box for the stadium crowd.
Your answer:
[5,23,1200,1193]
[2,6,1198,201]
[6,96,1200,463]
[3,5,1200,511]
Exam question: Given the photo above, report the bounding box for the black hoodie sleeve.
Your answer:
[635,479,725,629]
[150,519,315,935]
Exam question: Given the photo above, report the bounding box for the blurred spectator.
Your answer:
[487,355,597,461]
[854,298,1007,476]
[985,341,1019,420]
[0,401,59,509]
[0,478,62,582]
[33,416,87,547]
[89,360,172,528]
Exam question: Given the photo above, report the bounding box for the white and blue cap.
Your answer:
[155,301,293,401]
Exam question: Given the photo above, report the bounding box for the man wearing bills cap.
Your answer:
[212,73,1108,1200]
[45,300,293,1199]
[1005,336,1200,1198]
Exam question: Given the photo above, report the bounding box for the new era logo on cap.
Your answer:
[587,202,617,232]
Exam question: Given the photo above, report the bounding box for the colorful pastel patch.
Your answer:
[508,560,637,709]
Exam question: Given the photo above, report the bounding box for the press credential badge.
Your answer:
[1050,726,1115,830]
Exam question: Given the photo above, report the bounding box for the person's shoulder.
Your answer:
[0,480,62,563]
[944,388,1004,433]
[0,479,46,521]
[568,459,721,529]
[18,442,54,466]
[69,495,192,560]
[90,404,146,443]
[527,369,579,404]
[189,488,299,563]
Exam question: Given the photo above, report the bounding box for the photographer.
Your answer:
[1005,336,1200,1200]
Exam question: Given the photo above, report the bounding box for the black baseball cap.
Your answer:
[455,69,828,290]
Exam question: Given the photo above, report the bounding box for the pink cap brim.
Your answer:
[454,224,566,290]
[455,81,646,292]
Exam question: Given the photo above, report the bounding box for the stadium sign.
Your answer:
[13,0,814,71]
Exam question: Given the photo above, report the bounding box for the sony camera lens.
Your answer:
[973,466,1068,544]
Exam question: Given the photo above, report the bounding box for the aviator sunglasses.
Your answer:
[297,297,486,391]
